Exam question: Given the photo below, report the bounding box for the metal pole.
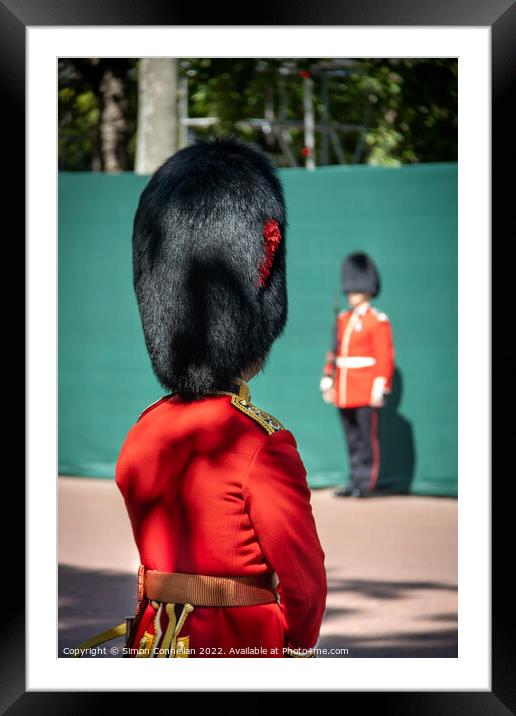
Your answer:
[302,72,316,170]
[329,129,346,164]
[321,74,330,165]
[264,85,275,147]
[274,127,298,167]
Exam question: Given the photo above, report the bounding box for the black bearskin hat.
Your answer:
[132,136,287,400]
[341,252,381,297]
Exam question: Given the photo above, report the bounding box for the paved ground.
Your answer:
[58,477,457,658]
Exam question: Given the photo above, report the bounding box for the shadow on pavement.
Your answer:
[326,575,457,599]
[321,571,457,657]
[319,627,458,658]
[59,565,136,658]
[59,565,458,659]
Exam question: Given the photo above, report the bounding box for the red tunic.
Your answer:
[323,303,395,408]
[115,388,327,658]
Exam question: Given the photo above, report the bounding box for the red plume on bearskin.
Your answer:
[258,219,282,288]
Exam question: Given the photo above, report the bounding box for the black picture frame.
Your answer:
[10,0,508,709]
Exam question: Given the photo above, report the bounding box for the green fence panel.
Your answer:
[58,163,457,496]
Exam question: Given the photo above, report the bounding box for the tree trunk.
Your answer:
[135,59,178,174]
[99,65,129,173]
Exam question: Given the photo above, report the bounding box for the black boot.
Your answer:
[333,484,354,497]
[355,487,372,498]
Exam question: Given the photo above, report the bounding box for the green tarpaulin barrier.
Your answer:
[58,163,457,496]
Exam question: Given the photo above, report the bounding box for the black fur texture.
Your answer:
[341,252,381,297]
[132,136,288,400]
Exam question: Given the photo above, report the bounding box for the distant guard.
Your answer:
[320,253,395,498]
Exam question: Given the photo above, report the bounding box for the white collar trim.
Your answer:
[354,301,370,316]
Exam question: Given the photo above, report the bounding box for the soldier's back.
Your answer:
[116,390,283,576]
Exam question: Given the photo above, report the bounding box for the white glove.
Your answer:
[370,377,387,406]
[319,376,334,392]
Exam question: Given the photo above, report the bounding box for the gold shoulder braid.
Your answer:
[214,378,284,436]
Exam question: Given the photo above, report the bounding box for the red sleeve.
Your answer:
[372,318,395,392]
[243,430,327,651]
[115,443,130,498]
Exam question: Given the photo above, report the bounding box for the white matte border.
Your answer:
[28,26,490,691]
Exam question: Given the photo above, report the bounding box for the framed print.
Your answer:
[8,0,510,708]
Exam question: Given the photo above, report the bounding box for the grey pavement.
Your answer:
[58,477,457,658]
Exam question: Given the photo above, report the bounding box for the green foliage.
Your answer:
[58,58,457,170]
[58,59,138,171]
[181,58,457,166]
[58,86,100,171]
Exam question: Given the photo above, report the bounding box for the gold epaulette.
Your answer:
[230,394,284,436]
[215,379,284,436]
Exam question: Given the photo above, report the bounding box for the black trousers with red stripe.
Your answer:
[338,406,380,492]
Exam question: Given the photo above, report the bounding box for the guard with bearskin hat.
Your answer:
[320,252,395,498]
[73,136,327,660]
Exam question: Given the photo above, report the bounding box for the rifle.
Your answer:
[330,290,340,365]
[320,291,340,404]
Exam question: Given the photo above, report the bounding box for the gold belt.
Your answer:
[72,566,277,657]
[142,567,278,607]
